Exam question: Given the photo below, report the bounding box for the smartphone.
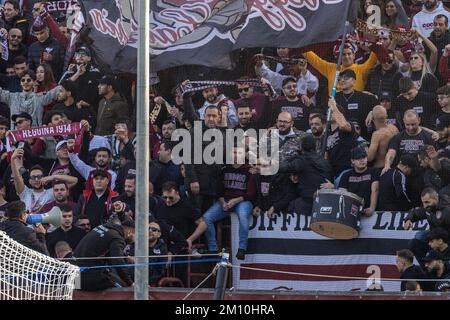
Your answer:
[17,141,25,149]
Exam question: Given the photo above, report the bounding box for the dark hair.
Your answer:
[310,114,326,124]
[161,140,176,152]
[236,103,251,111]
[427,227,448,243]
[21,70,36,81]
[282,77,296,88]
[161,181,179,193]
[125,174,136,181]
[5,200,26,219]
[4,1,20,11]
[13,55,26,65]
[29,165,45,175]
[162,119,176,127]
[396,249,414,264]
[43,110,64,125]
[434,14,449,25]
[95,147,111,156]
[0,115,9,127]
[59,203,73,213]
[52,179,68,189]
[114,117,131,128]
[36,63,55,89]
[436,85,450,96]
[60,80,78,98]
[204,105,221,114]
[421,187,439,198]
[77,214,89,221]
[399,77,415,94]
[122,219,135,229]
[405,281,420,291]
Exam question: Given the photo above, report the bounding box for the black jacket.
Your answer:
[405,205,450,235]
[45,226,86,257]
[400,264,426,291]
[278,151,332,201]
[366,64,398,97]
[0,219,49,255]
[73,222,133,290]
[254,173,296,212]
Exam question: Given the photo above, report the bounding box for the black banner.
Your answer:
[81,0,357,73]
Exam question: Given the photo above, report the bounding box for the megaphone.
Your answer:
[26,207,62,228]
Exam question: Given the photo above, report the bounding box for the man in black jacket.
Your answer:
[278,135,332,216]
[395,249,427,291]
[73,215,135,291]
[0,200,48,255]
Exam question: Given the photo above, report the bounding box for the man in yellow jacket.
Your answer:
[303,43,384,96]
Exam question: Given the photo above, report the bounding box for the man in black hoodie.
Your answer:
[395,249,427,291]
[278,135,332,215]
[73,215,135,291]
[0,200,48,255]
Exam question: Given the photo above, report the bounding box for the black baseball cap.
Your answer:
[423,250,443,262]
[399,154,418,169]
[436,114,450,131]
[12,112,32,122]
[99,75,117,87]
[351,147,367,160]
[339,69,356,80]
[76,46,91,57]
[379,91,392,102]
[91,169,109,179]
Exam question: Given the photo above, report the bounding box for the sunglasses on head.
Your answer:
[238,87,250,93]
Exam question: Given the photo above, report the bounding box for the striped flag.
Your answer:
[231,211,428,292]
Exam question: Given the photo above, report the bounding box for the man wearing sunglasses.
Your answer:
[0,69,61,128]
[10,147,77,214]
[366,51,398,97]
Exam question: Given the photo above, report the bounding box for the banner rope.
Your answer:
[230,263,443,283]
[182,264,219,301]
[59,252,222,261]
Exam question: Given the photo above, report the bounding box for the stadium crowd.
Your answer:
[0,0,449,291]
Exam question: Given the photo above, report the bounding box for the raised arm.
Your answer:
[67,139,94,180]
[329,97,352,132]
[10,148,26,195]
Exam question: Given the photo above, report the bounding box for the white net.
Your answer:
[0,231,79,300]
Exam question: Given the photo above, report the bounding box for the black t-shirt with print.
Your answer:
[388,130,436,165]
[393,92,438,129]
[273,97,310,131]
[326,124,359,177]
[338,167,380,209]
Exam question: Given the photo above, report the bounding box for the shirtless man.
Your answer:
[367,105,399,168]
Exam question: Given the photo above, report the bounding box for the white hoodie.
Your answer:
[412,1,450,38]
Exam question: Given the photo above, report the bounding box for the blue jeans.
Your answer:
[203,201,253,252]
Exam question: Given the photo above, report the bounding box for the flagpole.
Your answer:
[320,0,353,157]
[134,0,150,300]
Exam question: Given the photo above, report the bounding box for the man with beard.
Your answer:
[272,77,310,131]
[427,15,450,78]
[95,75,129,136]
[334,69,378,138]
[40,180,76,213]
[11,148,77,214]
[423,249,450,291]
[111,174,136,215]
[73,215,134,290]
[383,110,436,174]
[196,85,237,128]
[45,203,86,257]
[67,139,117,190]
[367,106,399,168]
[0,28,27,74]
[255,55,318,106]
[233,79,268,122]
[412,0,450,37]
[418,144,450,190]
[309,114,326,154]
[63,46,103,111]
[0,55,27,93]
[338,147,380,217]
[53,80,95,124]
[325,97,359,178]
